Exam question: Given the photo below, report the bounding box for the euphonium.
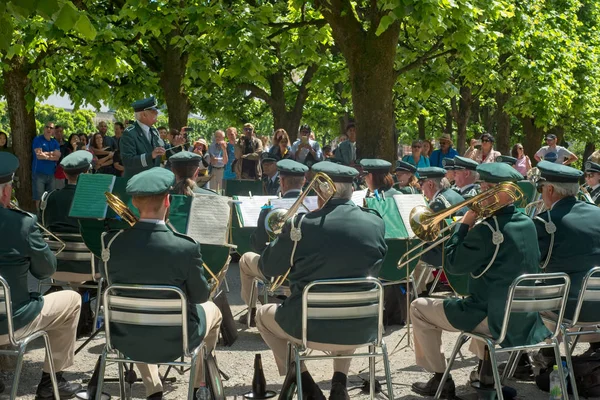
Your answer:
[410,182,526,242]
[105,192,138,226]
[8,201,66,256]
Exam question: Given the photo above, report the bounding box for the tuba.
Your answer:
[409,182,526,242]
[105,192,138,226]
[8,201,66,256]
[264,172,336,293]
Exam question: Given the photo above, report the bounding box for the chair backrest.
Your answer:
[301,277,384,348]
[46,233,96,277]
[497,273,570,344]
[0,275,17,346]
[103,284,190,356]
[570,266,600,326]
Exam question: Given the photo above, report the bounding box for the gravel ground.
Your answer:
[1,263,585,399]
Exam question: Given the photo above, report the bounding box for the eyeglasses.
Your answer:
[243,128,253,132]
[481,139,491,143]
[536,183,546,193]
[585,173,596,178]
[545,138,554,141]
[412,145,421,149]
[45,126,55,129]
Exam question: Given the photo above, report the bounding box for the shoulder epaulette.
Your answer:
[7,207,35,219]
[359,206,382,219]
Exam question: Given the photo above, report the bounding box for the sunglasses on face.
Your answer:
[243,128,253,132]
[586,173,596,178]
[412,145,421,149]
[481,139,491,143]
[536,183,546,193]
[546,138,554,142]
[45,126,55,129]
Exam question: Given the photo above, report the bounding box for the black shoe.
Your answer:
[36,372,82,399]
[412,374,455,398]
[497,362,534,381]
[329,382,349,400]
[238,308,256,327]
[303,384,326,400]
[147,391,163,399]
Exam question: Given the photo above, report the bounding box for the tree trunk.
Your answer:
[3,58,36,211]
[158,48,190,131]
[520,117,545,166]
[583,142,596,164]
[471,97,480,124]
[495,90,511,155]
[418,114,426,140]
[481,104,494,134]
[455,86,472,155]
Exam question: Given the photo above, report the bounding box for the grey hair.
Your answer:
[549,182,579,197]
[213,129,225,142]
[134,111,143,121]
[466,170,480,182]
[333,182,353,200]
[282,175,305,189]
[429,177,451,191]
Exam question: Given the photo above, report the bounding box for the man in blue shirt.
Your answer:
[291,124,323,167]
[32,122,61,209]
[429,134,458,168]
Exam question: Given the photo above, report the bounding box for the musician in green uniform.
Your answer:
[256,161,387,400]
[360,159,402,198]
[0,153,82,399]
[394,160,421,194]
[238,159,307,326]
[169,151,218,195]
[102,167,222,399]
[496,155,517,166]
[532,161,600,359]
[451,156,480,199]
[584,161,600,205]
[261,154,280,196]
[41,150,93,282]
[411,163,548,397]
[120,96,167,179]
[442,158,457,188]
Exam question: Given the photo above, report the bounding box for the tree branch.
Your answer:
[267,19,328,40]
[238,83,275,108]
[394,39,455,76]
[291,63,318,117]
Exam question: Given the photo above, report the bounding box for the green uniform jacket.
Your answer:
[0,208,56,334]
[120,121,165,179]
[590,185,600,206]
[251,189,301,254]
[396,185,421,195]
[104,222,210,363]
[455,183,481,199]
[429,187,465,213]
[262,174,280,196]
[260,199,387,345]
[335,140,356,166]
[535,197,600,322]
[42,185,90,274]
[444,205,550,348]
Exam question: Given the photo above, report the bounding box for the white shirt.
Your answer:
[535,145,574,164]
[139,218,165,225]
[137,121,151,142]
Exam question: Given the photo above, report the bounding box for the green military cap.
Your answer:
[536,160,583,183]
[395,160,417,174]
[585,161,600,174]
[60,150,92,174]
[496,155,517,166]
[476,162,524,183]
[126,167,175,196]
[453,156,479,170]
[277,159,308,176]
[360,159,392,173]
[131,96,158,112]
[442,158,457,170]
[0,152,18,184]
[261,153,277,165]
[417,167,447,180]
[169,151,202,166]
[311,161,358,182]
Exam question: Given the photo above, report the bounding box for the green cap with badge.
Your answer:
[0,152,18,184]
[536,160,583,183]
[277,159,308,176]
[311,161,358,182]
[60,150,92,174]
[417,167,447,180]
[395,160,417,174]
[131,96,159,112]
[126,167,175,196]
[360,159,392,173]
[442,158,457,170]
[453,156,479,170]
[585,161,600,174]
[476,162,524,183]
[261,153,277,165]
[496,155,517,166]
[169,151,202,166]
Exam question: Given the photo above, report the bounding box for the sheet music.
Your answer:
[351,189,368,206]
[302,196,319,211]
[186,194,231,245]
[393,194,428,238]
[235,195,276,227]
[69,174,116,219]
[269,196,318,213]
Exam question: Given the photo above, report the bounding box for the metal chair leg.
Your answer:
[117,356,127,400]
[381,342,394,400]
[562,326,580,400]
[501,350,520,383]
[552,340,568,400]
[295,349,303,400]
[95,348,109,400]
[428,270,441,296]
[10,348,26,399]
[435,333,467,399]
[368,345,376,399]
[248,279,258,329]
[188,347,201,400]
[41,333,61,400]
[487,342,504,400]
[92,280,103,330]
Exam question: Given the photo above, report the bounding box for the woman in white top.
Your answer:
[511,143,531,176]
[467,133,501,163]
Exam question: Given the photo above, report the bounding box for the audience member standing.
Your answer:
[402,140,430,168]
[0,132,11,153]
[208,130,228,191]
[512,143,531,175]
[468,133,501,163]
[291,124,323,167]
[335,123,357,166]
[534,133,578,165]
[224,127,238,180]
[32,122,60,208]
[237,123,263,180]
[53,125,68,189]
[113,122,125,149]
[91,133,116,175]
[429,134,458,168]
[422,139,433,158]
[268,129,291,160]
[96,121,117,151]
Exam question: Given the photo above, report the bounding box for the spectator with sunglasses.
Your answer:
[584,161,600,205]
[402,140,430,168]
[534,133,578,165]
[237,123,263,179]
[467,133,501,164]
[32,122,61,209]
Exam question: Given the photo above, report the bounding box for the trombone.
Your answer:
[8,201,66,256]
[264,172,336,293]
[397,182,526,269]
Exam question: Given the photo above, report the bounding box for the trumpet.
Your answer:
[264,172,336,293]
[397,182,525,270]
[8,201,66,256]
[105,192,138,226]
